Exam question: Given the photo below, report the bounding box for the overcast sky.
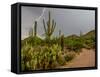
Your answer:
[21,6,95,40]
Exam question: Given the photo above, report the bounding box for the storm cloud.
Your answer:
[21,6,95,40]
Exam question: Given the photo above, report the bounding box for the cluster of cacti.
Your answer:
[21,44,67,71]
[43,11,56,41]
[21,42,76,71]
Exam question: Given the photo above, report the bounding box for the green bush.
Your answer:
[57,54,66,65]
[64,38,83,52]
[64,53,75,62]
[83,35,95,49]
[21,44,32,71]
[22,36,43,47]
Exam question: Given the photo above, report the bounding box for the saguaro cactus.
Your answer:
[34,21,37,37]
[43,11,56,40]
[58,29,61,45]
[61,34,64,51]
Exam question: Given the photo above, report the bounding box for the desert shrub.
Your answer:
[83,35,95,49]
[64,53,75,62]
[64,38,83,52]
[57,54,66,65]
[43,37,59,46]
[51,37,59,45]
[21,36,43,47]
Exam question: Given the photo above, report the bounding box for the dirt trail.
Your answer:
[62,48,95,68]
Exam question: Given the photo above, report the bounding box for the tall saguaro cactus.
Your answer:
[34,21,37,37]
[43,11,56,40]
[61,34,64,51]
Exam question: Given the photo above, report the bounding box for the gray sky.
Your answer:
[21,6,95,40]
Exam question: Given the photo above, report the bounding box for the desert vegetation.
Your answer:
[21,11,95,71]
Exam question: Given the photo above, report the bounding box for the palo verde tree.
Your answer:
[43,11,56,43]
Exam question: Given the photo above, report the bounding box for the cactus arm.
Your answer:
[48,11,51,36]
[52,19,54,27]
[48,11,51,24]
[46,21,50,35]
[52,22,56,33]
[51,19,54,33]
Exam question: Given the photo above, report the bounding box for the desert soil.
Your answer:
[61,48,95,68]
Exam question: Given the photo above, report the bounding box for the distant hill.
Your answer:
[65,34,79,39]
[82,30,95,49]
[64,30,95,39]
[82,30,95,38]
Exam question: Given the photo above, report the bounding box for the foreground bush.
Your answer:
[21,44,66,71]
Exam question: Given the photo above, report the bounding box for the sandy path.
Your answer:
[61,48,95,68]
